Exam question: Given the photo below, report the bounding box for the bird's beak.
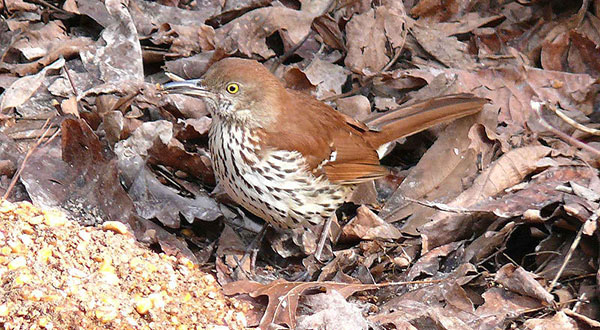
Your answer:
[162,79,214,98]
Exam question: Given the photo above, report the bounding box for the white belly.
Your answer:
[208,120,345,229]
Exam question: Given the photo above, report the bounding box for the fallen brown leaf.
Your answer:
[223,279,379,329]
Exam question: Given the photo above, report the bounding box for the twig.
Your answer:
[321,86,364,102]
[546,103,600,136]
[2,117,54,200]
[314,213,334,262]
[572,292,587,311]
[270,30,315,74]
[512,298,581,317]
[531,101,600,158]
[575,0,590,27]
[476,247,506,266]
[351,278,444,287]
[25,0,70,14]
[111,89,142,112]
[62,64,79,97]
[233,223,270,279]
[521,250,561,273]
[546,210,597,292]
[41,127,61,148]
[502,251,519,268]
[231,253,254,280]
[321,34,407,102]
[401,195,503,216]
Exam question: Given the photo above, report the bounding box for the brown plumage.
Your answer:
[164,58,487,231]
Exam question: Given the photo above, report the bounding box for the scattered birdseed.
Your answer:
[0,200,249,329]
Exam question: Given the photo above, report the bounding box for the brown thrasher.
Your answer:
[164,58,486,233]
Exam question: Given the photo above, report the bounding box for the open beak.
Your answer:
[162,79,214,98]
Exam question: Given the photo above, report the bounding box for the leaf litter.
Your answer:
[1,0,600,329]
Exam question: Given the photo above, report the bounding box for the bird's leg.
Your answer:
[237,222,269,275]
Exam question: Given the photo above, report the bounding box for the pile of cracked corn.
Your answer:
[0,200,248,329]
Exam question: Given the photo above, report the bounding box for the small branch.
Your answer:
[62,64,79,97]
[321,32,407,103]
[25,0,68,13]
[314,213,334,262]
[41,127,61,148]
[531,101,600,158]
[270,30,315,74]
[401,195,499,215]
[546,210,597,292]
[546,103,600,136]
[2,117,54,200]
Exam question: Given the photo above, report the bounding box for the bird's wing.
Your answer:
[259,90,387,185]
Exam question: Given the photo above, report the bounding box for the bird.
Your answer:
[163,58,487,235]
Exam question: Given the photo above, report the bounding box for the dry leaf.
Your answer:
[495,264,554,304]
[223,279,378,329]
[216,6,315,59]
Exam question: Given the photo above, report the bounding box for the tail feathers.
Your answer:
[364,94,487,147]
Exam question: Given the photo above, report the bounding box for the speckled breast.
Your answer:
[208,119,347,230]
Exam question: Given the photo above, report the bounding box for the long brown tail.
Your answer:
[363,93,488,147]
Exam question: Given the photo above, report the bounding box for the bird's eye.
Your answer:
[226,83,239,94]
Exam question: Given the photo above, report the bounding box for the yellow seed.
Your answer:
[177,325,188,330]
[95,309,118,323]
[27,215,44,225]
[43,209,67,227]
[0,304,8,317]
[135,296,152,314]
[43,294,60,302]
[38,317,49,327]
[21,224,34,235]
[146,262,157,273]
[181,228,193,237]
[14,274,32,286]
[129,257,143,269]
[8,241,25,254]
[30,289,44,301]
[38,248,52,263]
[99,258,119,285]
[17,201,34,211]
[0,246,11,256]
[0,200,16,213]
[149,291,166,308]
[102,221,131,235]
[182,293,192,302]
[8,256,26,270]
[179,257,195,270]
[99,257,114,273]
[551,79,564,89]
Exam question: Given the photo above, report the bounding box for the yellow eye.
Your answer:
[226,83,239,94]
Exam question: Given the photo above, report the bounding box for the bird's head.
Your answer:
[163,58,286,127]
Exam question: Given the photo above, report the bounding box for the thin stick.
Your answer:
[63,64,79,97]
[546,210,597,292]
[2,118,54,200]
[321,33,407,103]
[532,101,600,158]
[314,213,334,261]
[547,103,600,136]
[401,195,493,215]
[26,0,70,14]
[41,128,62,148]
